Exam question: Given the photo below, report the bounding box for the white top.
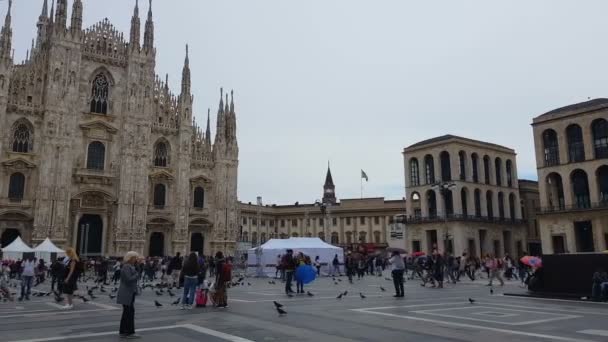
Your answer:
[390,255,405,270]
[22,260,36,277]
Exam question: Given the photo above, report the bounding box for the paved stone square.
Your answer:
[1,273,608,342]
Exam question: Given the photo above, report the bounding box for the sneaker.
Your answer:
[60,304,73,310]
[125,334,141,339]
[187,305,194,310]
[180,305,186,310]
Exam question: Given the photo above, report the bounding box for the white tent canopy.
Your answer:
[33,238,65,262]
[247,238,344,277]
[1,236,34,261]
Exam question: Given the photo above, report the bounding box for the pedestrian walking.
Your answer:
[213,252,230,308]
[389,251,405,297]
[331,254,340,276]
[61,248,80,310]
[314,256,321,276]
[117,251,141,339]
[18,256,36,301]
[180,253,200,309]
[282,250,296,294]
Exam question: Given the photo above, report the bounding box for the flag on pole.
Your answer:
[361,170,369,182]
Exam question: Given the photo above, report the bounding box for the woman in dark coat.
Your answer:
[117,251,140,339]
[213,252,228,308]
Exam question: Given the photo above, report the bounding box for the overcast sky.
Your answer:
[6,0,608,204]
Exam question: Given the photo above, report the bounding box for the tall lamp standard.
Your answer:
[432,181,456,254]
[314,200,331,243]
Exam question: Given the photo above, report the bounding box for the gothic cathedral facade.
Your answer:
[0,0,239,257]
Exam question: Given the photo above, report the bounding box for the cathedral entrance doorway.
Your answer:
[1,228,20,248]
[149,232,165,257]
[77,214,103,257]
[190,233,204,255]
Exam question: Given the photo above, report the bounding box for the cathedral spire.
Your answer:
[215,88,226,147]
[0,0,13,63]
[70,0,83,35]
[55,0,67,29]
[206,108,212,145]
[49,0,55,25]
[129,0,141,50]
[143,0,154,52]
[41,0,49,17]
[181,44,191,95]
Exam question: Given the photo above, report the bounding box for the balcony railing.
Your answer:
[538,201,608,214]
[403,214,525,225]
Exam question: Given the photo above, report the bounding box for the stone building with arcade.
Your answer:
[0,0,239,257]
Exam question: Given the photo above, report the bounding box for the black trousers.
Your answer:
[392,270,405,296]
[120,295,135,335]
[285,271,294,294]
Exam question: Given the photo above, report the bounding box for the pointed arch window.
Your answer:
[543,129,560,166]
[153,184,166,208]
[331,232,339,245]
[483,156,491,184]
[153,141,169,167]
[495,158,503,186]
[440,151,451,181]
[471,153,479,183]
[459,151,467,181]
[571,169,590,209]
[8,172,25,201]
[12,123,33,153]
[86,141,105,170]
[193,187,204,209]
[506,160,514,187]
[90,74,109,114]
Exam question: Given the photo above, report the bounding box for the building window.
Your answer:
[506,160,513,187]
[471,153,479,183]
[483,155,491,184]
[332,218,337,226]
[360,217,365,224]
[509,193,516,221]
[153,184,166,208]
[427,190,437,218]
[251,232,258,245]
[440,151,451,181]
[345,231,353,244]
[571,169,591,209]
[242,217,247,225]
[260,233,267,244]
[459,151,467,181]
[424,154,435,184]
[543,129,560,166]
[153,141,169,167]
[461,188,468,216]
[346,217,351,225]
[474,189,482,218]
[242,231,249,242]
[12,122,33,153]
[292,219,297,227]
[261,219,266,226]
[410,158,420,186]
[592,119,608,159]
[373,231,381,244]
[317,231,325,241]
[598,166,608,203]
[86,141,105,170]
[495,158,502,186]
[8,172,25,201]
[498,192,505,220]
[546,172,565,210]
[486,190,494,219]
[90,73,109,114]
[358,231,367,243]
[252,218,257,225]
[193,187,204,208]
[567,124,585,163]
[374,216,380,225]
[280,220,285,227]
[306,218,311,226]
[270,220,274,227]
[331,232,339,244]
[319,218,324,226]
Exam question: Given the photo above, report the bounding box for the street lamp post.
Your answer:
[314,200,331,243]
[432,181,456,254]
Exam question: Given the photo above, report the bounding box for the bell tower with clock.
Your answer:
[322,164,336,205]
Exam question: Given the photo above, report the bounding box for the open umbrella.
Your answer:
[520,256,542,268]
[295,265,317,284]
[411,251,426,257]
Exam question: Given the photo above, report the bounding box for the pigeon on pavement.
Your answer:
[273,301,284,308]
[154,300,163,307]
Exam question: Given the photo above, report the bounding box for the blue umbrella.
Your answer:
[296,265,317,284]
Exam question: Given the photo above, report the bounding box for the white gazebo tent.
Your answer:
[1,236,34,261]
[247,237,344,277]
[33,238,65,263]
